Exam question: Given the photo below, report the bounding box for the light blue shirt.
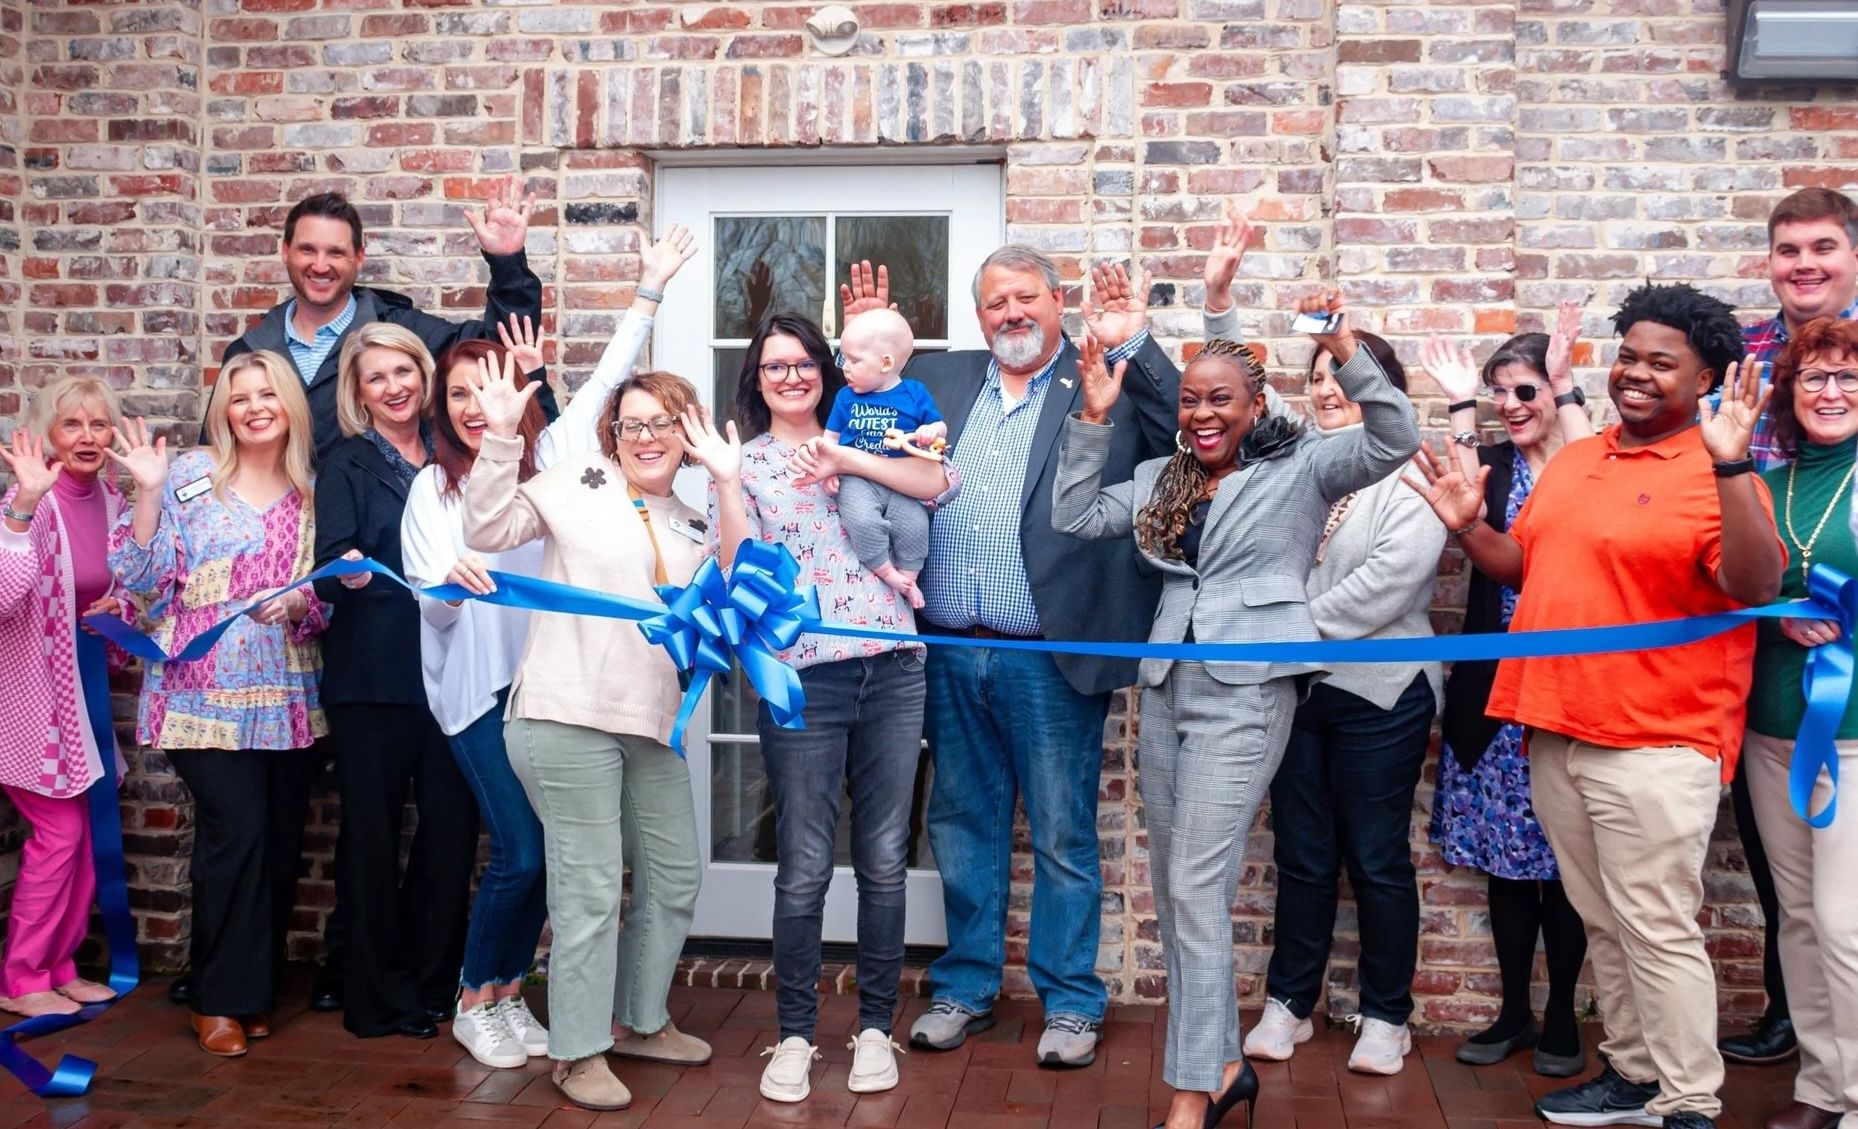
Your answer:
[282,294,357,383]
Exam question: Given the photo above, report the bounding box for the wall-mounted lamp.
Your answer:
[1726,0,1858,84]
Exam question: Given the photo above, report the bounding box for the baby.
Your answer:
[824,308,946,608]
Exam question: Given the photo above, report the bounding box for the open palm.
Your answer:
[1402,446,1488,531]
[1082,263,1149,350]
[472,351,539,438]
[106,418,171,493]
[677,406,741,484]
[1699,360,1768,463]
[0,430,61,502]
[466,175,535,257]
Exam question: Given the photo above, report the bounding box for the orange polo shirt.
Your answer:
[1486,425,1784,778]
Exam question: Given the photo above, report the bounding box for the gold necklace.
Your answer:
[1783,457,1858,586]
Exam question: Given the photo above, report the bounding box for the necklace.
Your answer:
[1783,457,1858,586]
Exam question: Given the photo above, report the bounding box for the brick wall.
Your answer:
[1,0,1855,1030]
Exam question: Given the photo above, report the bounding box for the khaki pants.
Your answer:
[1744,731,1858,1124]
[1529,731,1724,1119]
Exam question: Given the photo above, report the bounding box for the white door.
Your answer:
[654,162,1005,943]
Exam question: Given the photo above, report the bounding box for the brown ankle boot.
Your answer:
[192,1015,248,1057]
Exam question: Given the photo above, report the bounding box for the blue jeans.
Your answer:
[758,650,925,1041]
[924,645,1109,1022]
[1267,674,1435,1025]
[449,690,548,990]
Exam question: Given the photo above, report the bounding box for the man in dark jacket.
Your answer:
[214,179,554,460]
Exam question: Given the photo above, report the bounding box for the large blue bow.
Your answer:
[1793,565,1855,828]
[640,540,821,754]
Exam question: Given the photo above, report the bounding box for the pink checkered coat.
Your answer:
[0,480,133,799]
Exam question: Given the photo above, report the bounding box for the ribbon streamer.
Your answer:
[1793,566,1854,828]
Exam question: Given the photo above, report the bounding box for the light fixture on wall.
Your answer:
[1726,0,1858,84]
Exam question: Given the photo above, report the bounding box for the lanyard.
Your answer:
[629,483,669,586]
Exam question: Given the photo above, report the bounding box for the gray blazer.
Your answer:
[1051,347,1421,688]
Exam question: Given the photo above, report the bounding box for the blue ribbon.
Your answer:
[1792,566,1854,828]
[0,633,141,1097]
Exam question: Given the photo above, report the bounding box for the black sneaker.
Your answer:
[1662,1114,1715,1129]
[1533,1064,1662,1127]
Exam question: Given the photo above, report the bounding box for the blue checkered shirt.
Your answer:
[922,331,1148,635]
[1738,300,1858,472]
[282,294,357,384]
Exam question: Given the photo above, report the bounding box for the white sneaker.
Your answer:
[847,1028,903,1093]
[1243,998,1314,1062]
[497,995,549,1057]
[1347,1016,1412,1075]
[453,1000,528,1069]
[758,1036,820,1103]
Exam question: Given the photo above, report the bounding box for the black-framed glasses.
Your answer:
[1485,383,1544,403]
[759,360,821,383]
[1798,369,1858,393]
[613,415,676,440]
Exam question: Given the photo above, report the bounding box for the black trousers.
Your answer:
[327,703,480,1037]
[1729,755,1789,1020]
[167,747,322,1018]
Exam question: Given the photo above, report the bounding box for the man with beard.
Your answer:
[840,248,1180,1068]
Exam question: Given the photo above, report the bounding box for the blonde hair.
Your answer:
[335,323,434,437]
[206,351,316,505]
[29,375,122,444]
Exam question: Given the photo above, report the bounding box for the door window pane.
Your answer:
[835,216,950,340]
[713,216,827,340]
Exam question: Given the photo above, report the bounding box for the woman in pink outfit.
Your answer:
[0,376,137,1018]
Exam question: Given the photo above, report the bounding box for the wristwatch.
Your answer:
[1713,458,1755,478]
[1452,431,1480,449]
[1553,387,1586,409]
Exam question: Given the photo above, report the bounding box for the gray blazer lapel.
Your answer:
[1019,341,1082,509]
[1201,461,1262,552]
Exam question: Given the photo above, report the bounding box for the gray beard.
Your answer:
[990,322,1047,370]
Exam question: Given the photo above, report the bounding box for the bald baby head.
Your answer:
[840,308,916,395]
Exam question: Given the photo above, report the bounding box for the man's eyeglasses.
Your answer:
[1484,383,1545,403]
[760,360,821,383]
[613,415,676,441]
[1798,369,1858,393]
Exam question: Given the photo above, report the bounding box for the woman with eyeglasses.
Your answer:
[1744,318,1858,1129]
[464,353,731,1111]
[1424,306,1595,1077]
[1243,326,1445,1077]
[696,313,956,1105]
[399,227,695,1071]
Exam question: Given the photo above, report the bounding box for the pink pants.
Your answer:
[2,786,95,998]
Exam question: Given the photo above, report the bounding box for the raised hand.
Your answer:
[1082,263,1151,351]
[496,313,545,375]
[1545,298,1583,393]
[641,224,697,293]
[1077,333,1128,425]
[676,405,742,485]
[1203,200,1255,315]
[105,418,171,493]
[839,260,896,325]
[464,174,536,258]
[1699,360,1770,463]
[0,429,62,506]
[744,260,774,326]
[1401,445,1489,533]
[1295,288,1356,365]
[1423,336,1481,405]
[471,350,540,440]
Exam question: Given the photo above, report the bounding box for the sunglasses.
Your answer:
[1484,383,1546,403]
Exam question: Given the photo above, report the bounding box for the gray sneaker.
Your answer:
[1036,1014,1101,1068]
[908,1000,995,1051]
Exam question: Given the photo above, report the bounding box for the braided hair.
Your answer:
[1135,339,1268,560]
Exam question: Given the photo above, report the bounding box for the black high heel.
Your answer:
[1151,1061,1260,1129]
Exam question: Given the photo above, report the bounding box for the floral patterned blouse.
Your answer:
[108,450,330,751]
[709,433,923,671]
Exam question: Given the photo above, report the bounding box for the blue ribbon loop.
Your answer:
[1793,566,1854,828]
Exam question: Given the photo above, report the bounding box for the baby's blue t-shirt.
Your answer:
[826,380,944,456]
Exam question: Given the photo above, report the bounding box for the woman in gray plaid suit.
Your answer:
[1052,291,1421,1129]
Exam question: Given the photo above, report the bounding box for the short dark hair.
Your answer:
[1610,282,1746,394]
[732,313,846,440]
[1482,332,1550,385]
[1307,327,1407,392]
[284,192,364,251]
[1769,316,1858,458]
[1767,187,1858,249]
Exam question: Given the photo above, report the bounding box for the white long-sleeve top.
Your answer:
[401,309,653,735]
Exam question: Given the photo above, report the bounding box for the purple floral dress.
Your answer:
[1429,449,1562,881]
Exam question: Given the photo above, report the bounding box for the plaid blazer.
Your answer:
[1052,347,1421,688]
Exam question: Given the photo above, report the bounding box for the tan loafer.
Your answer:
[608,1019,711,1065]
[554,1055,631,1110]
[192,1015,248,1057]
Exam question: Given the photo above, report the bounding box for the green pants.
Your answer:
[504,717,700,1060]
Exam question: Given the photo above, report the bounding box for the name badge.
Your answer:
[668,516,707,544]
[175,475,213,503]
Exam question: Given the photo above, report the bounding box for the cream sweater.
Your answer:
[462,432,708,744]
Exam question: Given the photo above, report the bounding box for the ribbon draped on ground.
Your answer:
[0,633,142,1097]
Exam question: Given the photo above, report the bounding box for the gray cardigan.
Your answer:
[1305,423,1445,712]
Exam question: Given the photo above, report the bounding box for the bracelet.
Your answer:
[1449,520,1482,537]
[635,285,666,304]
[1713,457,1755,478]
[2,504,34,524]
[1447,399,1477,414]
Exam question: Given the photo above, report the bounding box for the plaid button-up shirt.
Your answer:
[1741,300,1858,471]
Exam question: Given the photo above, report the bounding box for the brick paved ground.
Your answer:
[0,975,1798,1129]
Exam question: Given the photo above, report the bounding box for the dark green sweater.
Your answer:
[1749,436,1858,739]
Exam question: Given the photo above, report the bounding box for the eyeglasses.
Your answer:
[1798,369,1858,393]
[759,360,820,383]
[1484,383,1544,403]
[613,415,676,441]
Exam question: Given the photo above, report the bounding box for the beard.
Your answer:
[989,320,1047,370]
